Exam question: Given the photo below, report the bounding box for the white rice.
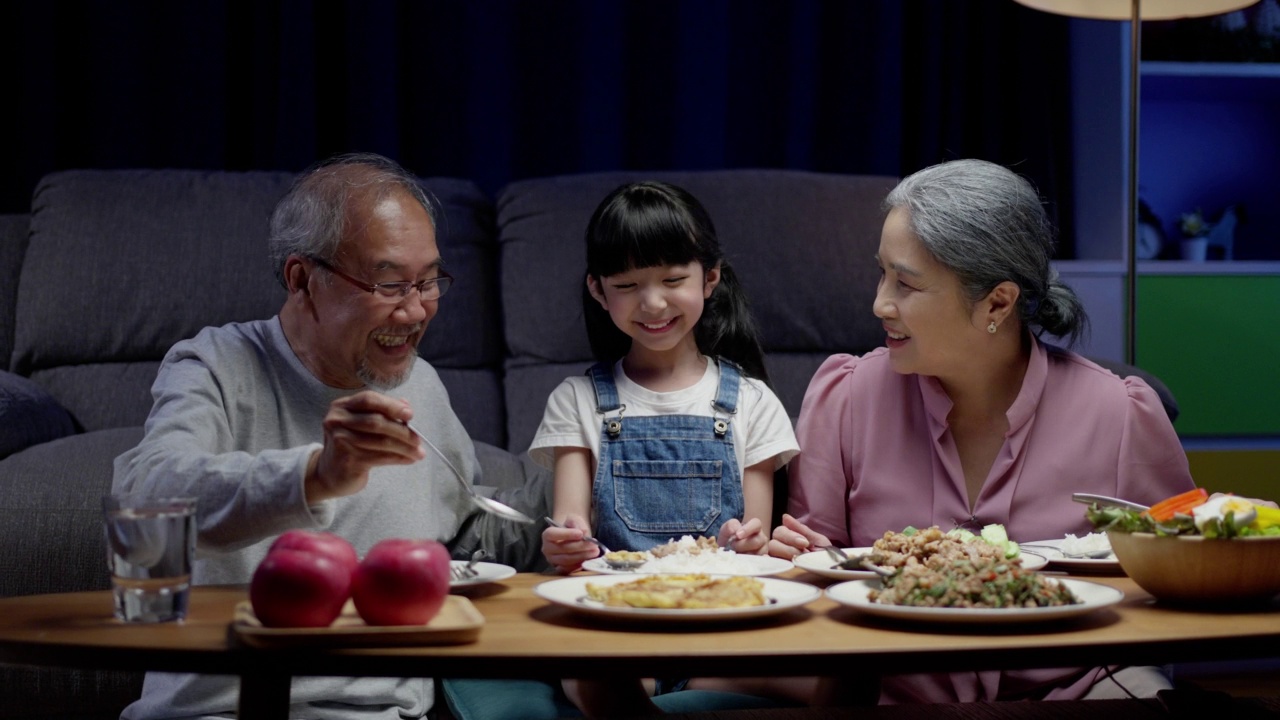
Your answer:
[636,536,762,574]
[1060,532,1111,556]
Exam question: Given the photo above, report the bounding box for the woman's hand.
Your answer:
[541,513,600,574]
[768,513,832,559]
[719,517,767,555]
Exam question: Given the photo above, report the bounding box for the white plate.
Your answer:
[581,553,793,577]
[826,578,1123,625]
[793,546,1046,580]
[449,561,516,588]
[1021,538,1122,573]
[792,547,880,580]
[534,575,821,622]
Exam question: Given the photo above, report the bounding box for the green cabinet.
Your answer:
[1137,273,1280,435]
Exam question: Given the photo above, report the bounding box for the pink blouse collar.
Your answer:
[918,334,1049,441]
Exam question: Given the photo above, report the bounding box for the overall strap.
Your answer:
[588,362,626,437]
[712,357,742,415]
[588,362,622,412]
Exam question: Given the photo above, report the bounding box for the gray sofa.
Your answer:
[0,167,897,718]
[0,168,1174,719]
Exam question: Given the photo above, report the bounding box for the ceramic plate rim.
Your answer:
[580,553,793,577]
[791,547,879,580]
[449,561,516,588]
[826,577,1123,624]
[534,574,821,621]
[1022,538,1121,571]
[794,546,1046,579]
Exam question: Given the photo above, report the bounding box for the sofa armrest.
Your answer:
[0,370,77,459]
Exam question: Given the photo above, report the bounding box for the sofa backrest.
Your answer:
[12,170,506,447]
[0,214,29,372]
[496,169,898,454]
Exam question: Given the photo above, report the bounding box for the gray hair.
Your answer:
[268,152,438,287]
[884,159,1088,346]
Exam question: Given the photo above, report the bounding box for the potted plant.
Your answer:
[1179,209,1210,261]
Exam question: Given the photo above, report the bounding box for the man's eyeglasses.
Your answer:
[312,258,453,302]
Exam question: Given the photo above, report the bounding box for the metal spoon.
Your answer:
[404,422,534,524]
[543,517,646,570]
[1071,493,1149,512]
[1020,543,1114,560]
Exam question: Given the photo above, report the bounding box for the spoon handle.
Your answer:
[1071,493,1149,512]
[543,517,612,554]
[404,422,473,494]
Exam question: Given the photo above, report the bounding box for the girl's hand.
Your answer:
[768,513,832,560]
[719,517,767,555]
[541,513,600,573]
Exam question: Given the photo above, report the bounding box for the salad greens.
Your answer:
[944,523,1021,558]
[1086,504,1280,539]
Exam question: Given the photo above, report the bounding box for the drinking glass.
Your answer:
[102,494,197,622]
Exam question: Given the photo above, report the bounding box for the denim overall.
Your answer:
[589,358,745,552]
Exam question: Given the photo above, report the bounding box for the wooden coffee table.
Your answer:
[2,572,1279,719]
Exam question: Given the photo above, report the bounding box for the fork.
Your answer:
[450,549,487,581]
[819,545,895,577]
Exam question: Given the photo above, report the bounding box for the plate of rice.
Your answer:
[1022,534,1121,572]
[580,536,793,576]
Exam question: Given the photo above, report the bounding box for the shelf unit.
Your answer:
[1063,24,1280,475]
[1138,61,1280,262]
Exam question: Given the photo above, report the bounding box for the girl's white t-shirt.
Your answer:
[529,359,799,476]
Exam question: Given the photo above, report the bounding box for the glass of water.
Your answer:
[102,494,197,623]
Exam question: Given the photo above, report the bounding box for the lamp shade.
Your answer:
[1013,0,1256,20]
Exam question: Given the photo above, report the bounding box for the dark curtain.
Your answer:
[4,0,1076,256]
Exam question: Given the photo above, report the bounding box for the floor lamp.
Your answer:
[1011,0,1256,366]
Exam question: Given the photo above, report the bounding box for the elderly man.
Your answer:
[113,153,546,719]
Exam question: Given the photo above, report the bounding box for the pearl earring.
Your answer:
[987,321,997,334]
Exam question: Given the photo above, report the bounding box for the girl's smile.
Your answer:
[588,261,720,359]
[637,318,678,333]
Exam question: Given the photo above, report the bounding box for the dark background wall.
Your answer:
[4,0,1076,254]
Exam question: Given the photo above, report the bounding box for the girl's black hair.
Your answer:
[582,181,771,384]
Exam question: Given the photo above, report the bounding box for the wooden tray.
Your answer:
[231,597,483,648]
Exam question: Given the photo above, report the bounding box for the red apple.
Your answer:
[249,547,353,628]
[351,538,450,626]
[269,530,359,577]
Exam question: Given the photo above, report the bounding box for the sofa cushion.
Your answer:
[0,370,77,459]
[13,170,505,446]
[0,427,143,597]
[0,431,143,715]
[495,169,897,452]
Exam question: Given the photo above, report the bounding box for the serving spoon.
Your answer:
[1071,493,1149,512]
[404,422,535,524]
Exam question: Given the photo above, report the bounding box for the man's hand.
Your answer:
[305,391,426,503]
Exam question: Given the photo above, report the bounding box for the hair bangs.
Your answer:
[587,191,702,278]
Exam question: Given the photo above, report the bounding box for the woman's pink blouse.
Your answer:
[788,338,1195,703]
[790,339,1194,548]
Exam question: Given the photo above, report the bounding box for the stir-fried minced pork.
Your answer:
[865,527,1079,609]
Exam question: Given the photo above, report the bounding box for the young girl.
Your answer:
[534,180,798,570]
[441,182,809,720]
[524,180,805,717]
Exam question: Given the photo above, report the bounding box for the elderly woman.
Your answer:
[770,159,1195,703]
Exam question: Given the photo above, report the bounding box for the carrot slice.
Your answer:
[1145,488,1208,522]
